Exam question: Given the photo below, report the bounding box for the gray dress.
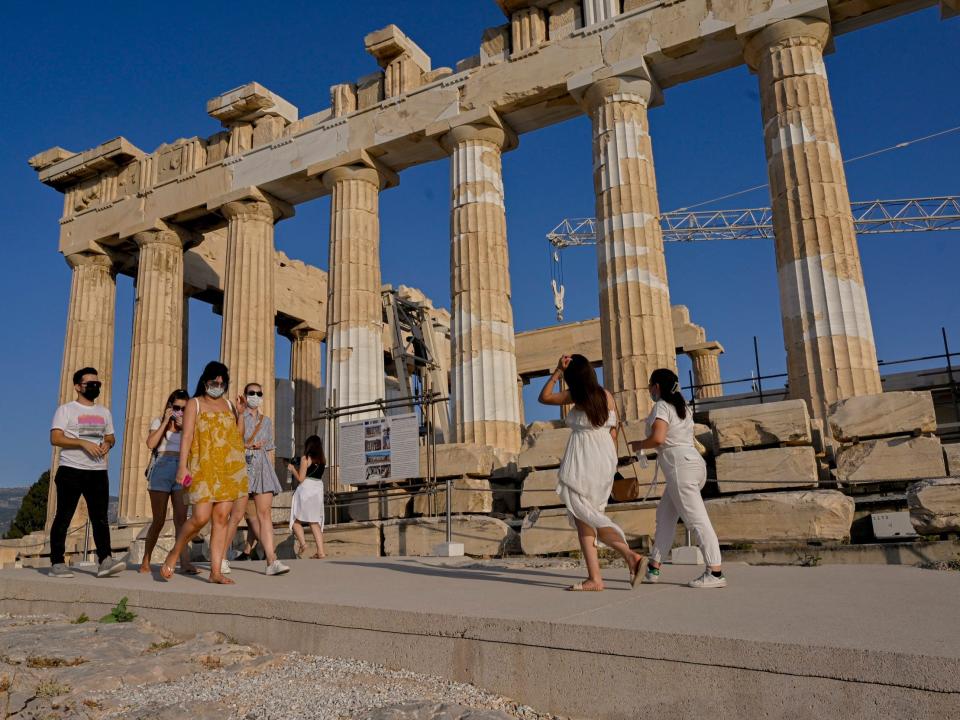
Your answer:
[242,411,283,495]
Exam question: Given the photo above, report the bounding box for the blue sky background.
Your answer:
[1,2,957,490]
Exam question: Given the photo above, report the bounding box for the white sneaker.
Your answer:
[688,570,727,589]
[220,559,231,575]
[266,560,290,576]
[642,567,662,584]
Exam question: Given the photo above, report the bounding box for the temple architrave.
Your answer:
[31,0,947,526]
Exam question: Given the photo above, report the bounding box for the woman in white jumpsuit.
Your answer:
[630,368,727,589]
[539,354,647,591]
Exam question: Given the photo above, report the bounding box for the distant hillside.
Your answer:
[0,487,29,536]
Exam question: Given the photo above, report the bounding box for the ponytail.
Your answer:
[649,368,687,420]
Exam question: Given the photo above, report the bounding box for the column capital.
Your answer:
[284,322,325,342]
[567,58,662,111]
[684,341,725,359]
[65,251,114,271]
[736,0,832,71]
[221,198,276,222]
[428,108,517,154]
[130,220,192,249]
[308,149,399,191]
[207,186,294,222]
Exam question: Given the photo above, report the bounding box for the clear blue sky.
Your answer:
[1,2,957,490]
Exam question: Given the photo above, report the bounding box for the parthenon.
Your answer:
[28,0,958,527]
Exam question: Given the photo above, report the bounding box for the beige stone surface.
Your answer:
[705,491,855,544]
[835,435,947,485]
[907,477,960,534]
[742,18,881,417]
[715,446,818,494]
[710,399,812,451]
[480,24,510,65]
[548,0,582,39]
[943,443,960,476]
[288,324,323,450]
[382,516,515,557]
[273,521,380,559]
[518,425,571,469]
[413,479,493,515]
[519,501,657,555]
[520,469,562,509]
[419,443,501,478]
[828,391,938,442]
[345,487,412,522]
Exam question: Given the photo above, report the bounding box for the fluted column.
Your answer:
[47,252,117,529]
[581,75,677,422]
[583,0,620,26]
[688,343,724,399]
[118,226,186,524]
[322,165,386,420]
[441,122,522,452]
[743,18,881,418]
[220,199,278,419]
[289,324,323,449]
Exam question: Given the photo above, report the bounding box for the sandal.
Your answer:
[159,564,175,581]
[294,540,306,559]
[310,552,326,560]
[630,556,648,589]
[179,565,202,576]
[568,581,603,592]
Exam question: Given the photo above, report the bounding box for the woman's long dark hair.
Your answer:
[649,368,687,420]
[563,354,609,427]
[163,388,189,412]
[193,361,230,398]
[304,435,326,466]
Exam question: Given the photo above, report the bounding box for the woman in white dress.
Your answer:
[630,368,726,589]
[287,434,326,559]
[538,354,647,591]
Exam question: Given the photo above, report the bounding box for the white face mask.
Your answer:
[206,384,225,399]
[246,395,262,409]
[649,387,660,402]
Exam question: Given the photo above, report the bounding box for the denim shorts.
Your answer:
[147,455,182,493]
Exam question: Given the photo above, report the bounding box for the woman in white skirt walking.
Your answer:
[630,368,726,589]
[539,354,646,591]
[287,434,327,559]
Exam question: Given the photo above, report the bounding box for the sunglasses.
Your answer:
[172,405,187,411]
[80,381,102,389]
[246,391,264,397]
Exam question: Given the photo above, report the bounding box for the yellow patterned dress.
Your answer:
[186,400,248,505]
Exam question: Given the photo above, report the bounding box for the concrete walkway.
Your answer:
[2,559,959,719]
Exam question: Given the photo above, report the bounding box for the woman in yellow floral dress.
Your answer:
[160,361,248,584]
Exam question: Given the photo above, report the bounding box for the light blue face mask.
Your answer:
[206,384,225,399]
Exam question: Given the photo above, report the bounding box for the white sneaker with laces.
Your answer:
[266,560,290,576]
[688,570,727,589]
[642,567,661,584]
[220,559,231,575]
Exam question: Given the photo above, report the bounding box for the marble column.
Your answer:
[583,0,620,26]
[118,225,186,524]
[289,324,323,449]
[47,251,117,529]
[441,122,522,453]
[220,198,279,420]
[321,165,386,420]
[743,17,881,418]
[687,343,724,399]
[580,74,677,422]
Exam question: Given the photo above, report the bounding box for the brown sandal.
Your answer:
[568,581,603,592]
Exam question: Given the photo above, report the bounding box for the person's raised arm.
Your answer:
[176,399,198,485]
[538,355,573,406]
[146,410,173,450]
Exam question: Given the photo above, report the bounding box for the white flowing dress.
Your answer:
[290,463,326,530]
[556,408,626,543]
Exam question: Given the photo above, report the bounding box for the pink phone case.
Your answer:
[181,474,193,488]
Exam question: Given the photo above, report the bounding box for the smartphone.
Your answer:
[181,474,193,488]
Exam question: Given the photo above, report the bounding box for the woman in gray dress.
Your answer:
[223,383,290,576]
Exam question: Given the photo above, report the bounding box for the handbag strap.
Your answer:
[617,415,660,502]
[244,413,266,447]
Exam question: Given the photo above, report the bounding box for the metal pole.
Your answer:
[753,336,764,403]
[83,519,90,563]
[943,327,960,425]
[688,368,696,413]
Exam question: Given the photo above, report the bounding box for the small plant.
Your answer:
[99,597,136,624]
[34,680,70,698]
[26,656,86,668]
[145,640,181,653]
[70,613,89,625]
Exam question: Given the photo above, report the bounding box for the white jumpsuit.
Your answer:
[647,400,722,567]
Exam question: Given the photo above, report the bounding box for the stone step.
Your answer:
[907,478,960,534]
[344,487,412,522]
[704,491,855,544]
[828,391,937,442]
[271,521,381,559]
[708,399,811,451]
[835,435,946,485]
[519,502,657,556]
[381,516,515,557]
[715,446,818,494]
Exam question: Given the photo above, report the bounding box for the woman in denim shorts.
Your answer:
[139,389,199,574]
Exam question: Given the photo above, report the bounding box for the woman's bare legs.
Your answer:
[291,520,307,557]
[308,523,325,559]
[223,494,250,560]
[574,520,604,590]
[140,491,170,572]
[253,492,277,564]
[208,501,234,584]
[596,526,644,578]
[161,501,212,579]
[171,491,196,573]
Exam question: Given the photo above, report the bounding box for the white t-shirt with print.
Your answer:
[645,399,695,448]
[52,401,115,471]
[148,417,182,454]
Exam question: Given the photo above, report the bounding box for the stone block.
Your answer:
[835,436,947,485]
[704,491,855,544]
[715,446,818,494]
[709,400,811,451]
[273,521,381,559]
[382,516,515,557]
[907,478,960,534]
[456,55,481,72]
[420,443,500,478]
[944,443,960,476]
[356,71,384,110]
[828,391,937,442]
[519,502,657,555]
[346,487,411,522]
[518,426,570,469]
[413,479,493,515]
[520,469,562,509]
[481,24,511,65]
[548,0,582,39]
[694,423,715,456]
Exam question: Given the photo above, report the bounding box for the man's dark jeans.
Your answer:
[49,465,112,565]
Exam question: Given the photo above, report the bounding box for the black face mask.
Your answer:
[81,386,101,401]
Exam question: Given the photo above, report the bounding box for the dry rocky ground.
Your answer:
[0,613,562,720]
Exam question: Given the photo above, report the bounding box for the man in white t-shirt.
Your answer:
[48,367,124,579]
